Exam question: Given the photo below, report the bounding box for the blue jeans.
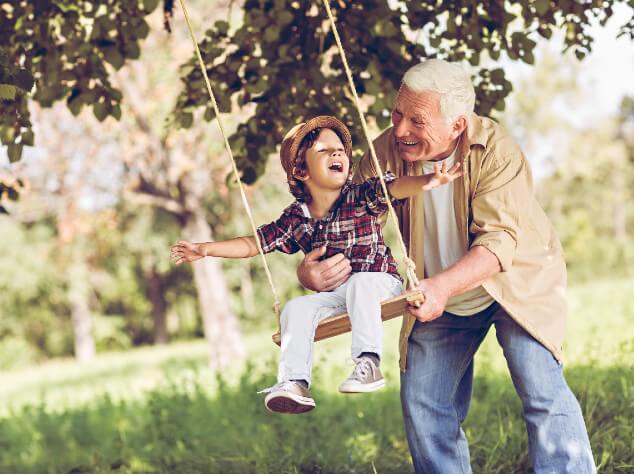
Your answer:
[400,303,595,474]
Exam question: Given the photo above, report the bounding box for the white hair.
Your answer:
[402,59,476,124]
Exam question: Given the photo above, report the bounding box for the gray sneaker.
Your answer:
[339,357,385,393]
[263,381,316,414]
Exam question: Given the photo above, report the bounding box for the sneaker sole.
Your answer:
[265,391,315,414]
[338,378,385,394]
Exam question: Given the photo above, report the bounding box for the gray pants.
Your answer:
[278,272,403,385]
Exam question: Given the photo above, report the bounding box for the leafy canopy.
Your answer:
[1,0,633,189]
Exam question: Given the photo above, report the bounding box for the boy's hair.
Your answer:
[279,116,353,203]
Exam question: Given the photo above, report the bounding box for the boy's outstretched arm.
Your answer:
[388,161,462,199]
[170,237,259,265]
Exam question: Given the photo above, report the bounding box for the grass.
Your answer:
[0,278,632,473]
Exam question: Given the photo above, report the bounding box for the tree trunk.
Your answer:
[68,259,96,361]
[147,267,168,344]
[183,210,246,370]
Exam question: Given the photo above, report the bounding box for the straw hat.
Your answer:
[279,116,352,176]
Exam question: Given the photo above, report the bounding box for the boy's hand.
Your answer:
[422,161,462,191]
[170,240,205,265]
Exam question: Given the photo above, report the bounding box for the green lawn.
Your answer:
[1,279,632,473]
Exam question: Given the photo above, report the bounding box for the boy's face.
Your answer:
[300,128,350,193]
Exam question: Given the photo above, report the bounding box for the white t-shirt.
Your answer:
[421,151,494,315]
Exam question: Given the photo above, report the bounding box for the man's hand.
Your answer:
[407,277,450,322]
[297,246,352,292]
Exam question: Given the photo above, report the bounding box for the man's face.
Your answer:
[391,86,460,162]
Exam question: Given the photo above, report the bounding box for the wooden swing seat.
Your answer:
[272,289,424,346]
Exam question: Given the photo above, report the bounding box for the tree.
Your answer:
[171,0,634,182]
[118,58,247,367]
[2,0,632,178]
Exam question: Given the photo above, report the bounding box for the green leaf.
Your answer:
[14,69,34,92]
[134,20,150,39]
[93,101,108,121]
[263,27,279,43]
[103,46,125,69]
[68,101,82,116]
[204,107,216,121]
[278,11,293,26]
[126,41,141,60]
[112,104,122,120]
[524,51,535,64]
[180,112,193,128]
[535,0,550,16]
[494,98,506,111]
[7,143,23,163]
[0,84,16,100]
[143,0,160,13]
[1,126,15,144]
[21,130,34,146]
[215,20,230,36]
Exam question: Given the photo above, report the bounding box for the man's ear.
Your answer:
[450,116,467,140]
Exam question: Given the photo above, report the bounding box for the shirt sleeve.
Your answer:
[256,211,301,255]
[469,148,528,272]
[357,172,407,216]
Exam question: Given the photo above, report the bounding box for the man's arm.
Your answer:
[407,245,501,322]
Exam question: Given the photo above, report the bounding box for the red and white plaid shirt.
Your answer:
[256,174,404,281]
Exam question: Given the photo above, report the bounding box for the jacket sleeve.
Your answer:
[469,147,530,272]
[256,211,301,255]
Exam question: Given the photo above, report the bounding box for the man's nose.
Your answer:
[393,118,409,138]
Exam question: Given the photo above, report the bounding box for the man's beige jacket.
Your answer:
[356,113,567,371]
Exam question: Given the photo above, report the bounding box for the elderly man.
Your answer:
[298,59,595,473]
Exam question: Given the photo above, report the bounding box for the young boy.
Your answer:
[170,116,461,414]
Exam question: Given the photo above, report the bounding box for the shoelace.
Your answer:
[351,358,374,381]
[257,380,299,394]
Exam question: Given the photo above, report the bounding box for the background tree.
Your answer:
[2,0,632,175]
[172,0,634,182]
[117,52,247,368]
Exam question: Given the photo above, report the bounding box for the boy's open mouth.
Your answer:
[328,161,344,172]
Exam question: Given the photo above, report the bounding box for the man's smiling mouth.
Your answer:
[399,140,419,146]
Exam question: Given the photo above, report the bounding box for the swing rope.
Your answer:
[320,0,420,290]
[177,0,282,321]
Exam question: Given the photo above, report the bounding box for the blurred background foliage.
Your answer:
[0,0,632,368]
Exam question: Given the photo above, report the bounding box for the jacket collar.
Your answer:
[465,112,488,148]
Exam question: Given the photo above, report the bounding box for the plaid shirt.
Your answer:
[256,173,404,281]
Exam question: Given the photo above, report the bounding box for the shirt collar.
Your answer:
[287,182,353,220]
